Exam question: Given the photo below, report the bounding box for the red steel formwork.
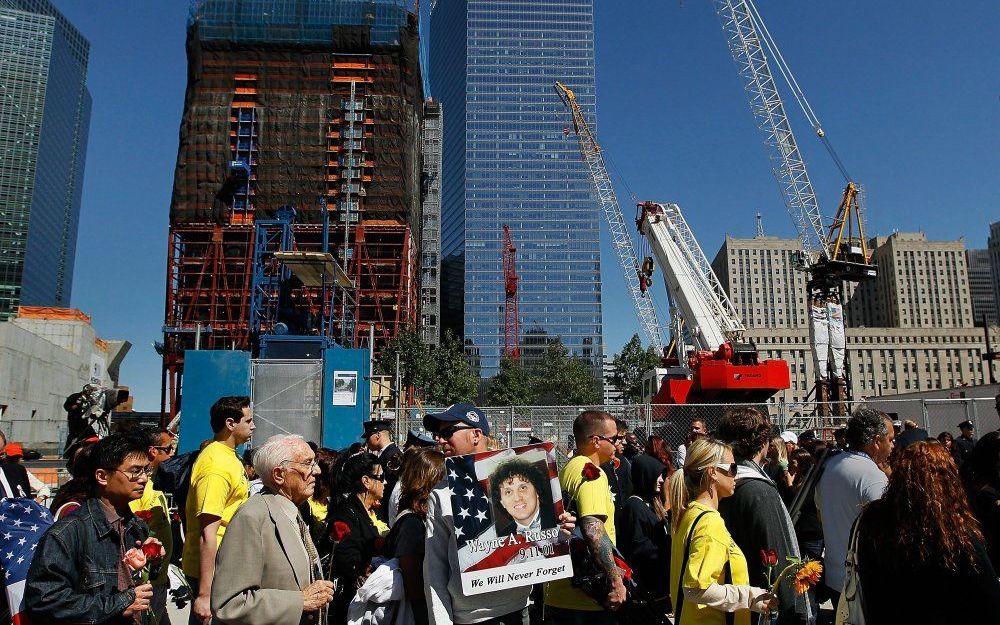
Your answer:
[163,19,423,418]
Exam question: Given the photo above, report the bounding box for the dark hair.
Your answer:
[242,447,257,467]
[89,433,149,495]
[573,410,613,443]
[333,452,379,498]
[398,447,445,515]
[614,418,628,432]
[66,439,98,478]
[645,435,676,474]
[209,396,251,434]
[845,407,889,449]
[937,431,954,445]
[789,448,815,487]
[716,407,772,460]
[860,442,984,573]
[489,458,556,531]
[312,448,340,499]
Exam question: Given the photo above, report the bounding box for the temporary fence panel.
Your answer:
[250,359,323,444]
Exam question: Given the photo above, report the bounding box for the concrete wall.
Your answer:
[0,317,123,451]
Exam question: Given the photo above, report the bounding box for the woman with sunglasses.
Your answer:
[324,451,387,624]
[667,438,776,625]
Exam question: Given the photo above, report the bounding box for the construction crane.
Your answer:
[555,81,666,352]
[502,224,520,359]
[636,201,789,404]
[711,0,877,409]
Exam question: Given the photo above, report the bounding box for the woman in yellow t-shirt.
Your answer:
[667,438,777,625]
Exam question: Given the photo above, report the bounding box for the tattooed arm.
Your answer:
[579,515,626,610]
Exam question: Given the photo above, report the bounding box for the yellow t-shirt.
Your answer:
[308,497,328,524]
[181,441,250,578]
[669,501,751,625]
[544,455,616,611]
[129,479,173,586]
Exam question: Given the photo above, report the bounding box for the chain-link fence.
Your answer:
[250,359,324,444]
[391,397,999,462]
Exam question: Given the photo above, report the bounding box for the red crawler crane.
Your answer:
[502,225,520,359]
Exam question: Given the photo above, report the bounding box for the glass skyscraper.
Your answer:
[0,0,91,320]
[430,0,602,378]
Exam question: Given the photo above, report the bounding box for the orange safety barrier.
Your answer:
[17,306,91,323]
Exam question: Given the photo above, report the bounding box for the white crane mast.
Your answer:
[554,82,666,352]
[638,202,745,353]
[711,0,830,258]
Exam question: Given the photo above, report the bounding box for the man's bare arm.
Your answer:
[579,515,625,609]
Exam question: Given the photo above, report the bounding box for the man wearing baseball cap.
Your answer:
[423,404,575,625]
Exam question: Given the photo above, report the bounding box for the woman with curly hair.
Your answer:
[856,442,1000,624]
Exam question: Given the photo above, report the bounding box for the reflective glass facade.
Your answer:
[0,0,90,319]
[430,0,603,378]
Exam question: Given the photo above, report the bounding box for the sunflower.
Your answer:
[793,560,823,595]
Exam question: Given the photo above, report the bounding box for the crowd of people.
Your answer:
[9,395,1000,625]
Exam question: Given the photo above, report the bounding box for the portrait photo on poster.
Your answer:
[446,442,573,595]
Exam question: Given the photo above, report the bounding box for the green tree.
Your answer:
[374,327,431,392]
[422,330,479,406]
[531,339,602,406]
[485,356,537,406]
[610,333,662,403]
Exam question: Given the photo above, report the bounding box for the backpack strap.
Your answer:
[673,510,712,623]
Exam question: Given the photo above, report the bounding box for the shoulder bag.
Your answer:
[835,515,867,625]
[672,510,712,624]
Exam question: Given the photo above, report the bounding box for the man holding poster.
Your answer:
[423,404,576,625]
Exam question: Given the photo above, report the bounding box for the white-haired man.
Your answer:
[212,435,334,625]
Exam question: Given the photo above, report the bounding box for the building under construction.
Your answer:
[162,0,424,415]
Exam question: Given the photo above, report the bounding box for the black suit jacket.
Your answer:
[0,461,31,498]
[376,443,403,523]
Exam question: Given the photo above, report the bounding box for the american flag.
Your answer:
[446,443,566,574]
[0,498,53,625]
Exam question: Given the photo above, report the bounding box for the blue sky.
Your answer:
[51,0,997,410]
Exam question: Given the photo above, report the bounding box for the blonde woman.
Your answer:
[668,438,777,625]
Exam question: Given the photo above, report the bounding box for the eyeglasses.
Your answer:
[152,446,174,455]
[714,462,738,477]
[366,473,387,484]
[592,434,623,444]
[115,466,154,481]
[435,425,475,440]
[282,460,318,472]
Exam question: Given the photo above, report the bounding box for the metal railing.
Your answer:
[389,397,997,461]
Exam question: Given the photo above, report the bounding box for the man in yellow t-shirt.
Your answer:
[130,427,176,624]
[182,396,255,625]
[545,410,624,624]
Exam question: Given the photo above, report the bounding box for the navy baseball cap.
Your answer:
[423,403,490,435]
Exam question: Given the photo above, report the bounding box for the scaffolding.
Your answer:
[163,7,424,417]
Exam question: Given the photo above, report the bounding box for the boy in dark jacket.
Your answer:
[716,408,813,625]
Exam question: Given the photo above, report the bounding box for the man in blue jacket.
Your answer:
[26,433,157,624]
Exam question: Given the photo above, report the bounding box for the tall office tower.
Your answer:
[163,0,423,413]
[967,249,997,326]
[430,0,603,378]
[420,98,442,346]
[989,221,1000,319]
[0,0,90,320]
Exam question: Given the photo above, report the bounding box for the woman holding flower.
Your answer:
[667,438,777,625]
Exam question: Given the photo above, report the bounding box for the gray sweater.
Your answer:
[423,477,529,624]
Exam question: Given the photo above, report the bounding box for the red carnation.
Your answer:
[330,520,352,542]
[760,548,778,567]
[581,463,601,481]
[134,510,154,523]
[141,539,164,563]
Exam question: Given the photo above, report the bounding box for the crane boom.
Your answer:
[555,81,666,351]
[637,202,744,352]
[711,0,829,258]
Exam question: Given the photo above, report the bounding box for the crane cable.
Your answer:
[743,0,852,184]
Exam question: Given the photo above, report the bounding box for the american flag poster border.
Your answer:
[445,442,573,595]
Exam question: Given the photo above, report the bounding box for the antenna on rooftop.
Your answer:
[755,211,765,238]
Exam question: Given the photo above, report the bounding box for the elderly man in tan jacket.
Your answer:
[212,435,334,624]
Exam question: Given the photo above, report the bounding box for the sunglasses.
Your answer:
[592,434,624,444]
[714,462,738,477]
[152,445,174,455]
[366,473,387,483]
[435,425,475,440]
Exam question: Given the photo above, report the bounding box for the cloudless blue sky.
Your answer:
[51,0,997,410]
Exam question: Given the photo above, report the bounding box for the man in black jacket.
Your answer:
[716,408,812,625]
[362,420,401,522]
